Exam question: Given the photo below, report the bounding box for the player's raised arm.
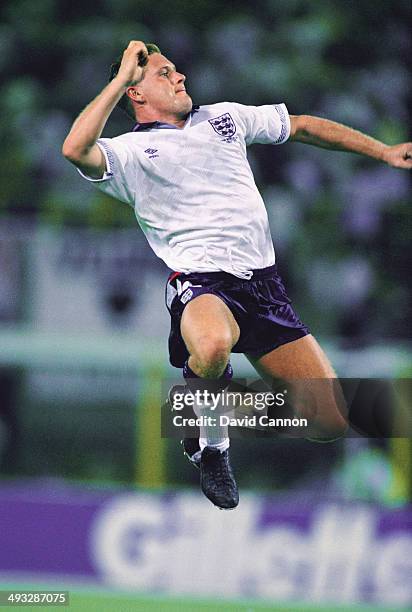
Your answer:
[289,115,412,169]
[62,40,148,178]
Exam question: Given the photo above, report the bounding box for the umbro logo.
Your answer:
[144,148,159,159]
[176,279,202,296]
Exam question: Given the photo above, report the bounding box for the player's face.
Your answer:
[138,53,192,119]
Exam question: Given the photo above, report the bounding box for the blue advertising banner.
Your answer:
[0,483,411,606]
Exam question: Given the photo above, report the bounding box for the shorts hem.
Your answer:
[241,328,310,359]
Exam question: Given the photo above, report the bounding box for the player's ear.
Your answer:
[126,86,145,104]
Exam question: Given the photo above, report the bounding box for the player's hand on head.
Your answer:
[383,142,412,169]
[116,40,149,86]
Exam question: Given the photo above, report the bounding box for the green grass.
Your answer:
[66,592,404,611]
[0,583,405,611]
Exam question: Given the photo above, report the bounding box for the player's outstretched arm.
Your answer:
[289,115,412,169]
[62,40,148,178]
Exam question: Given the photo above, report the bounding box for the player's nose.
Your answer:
[175,71,186,84]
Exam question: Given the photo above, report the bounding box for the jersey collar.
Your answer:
[132,105,199,132]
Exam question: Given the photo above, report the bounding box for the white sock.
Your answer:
[192,392,230,452]
[199,436,230,452]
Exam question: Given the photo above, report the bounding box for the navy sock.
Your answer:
[183,360,233,394]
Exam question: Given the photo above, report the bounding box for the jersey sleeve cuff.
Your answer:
[76,140,115,183]
[273,103,291,144]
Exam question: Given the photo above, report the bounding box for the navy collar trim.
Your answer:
[132,105,199,132]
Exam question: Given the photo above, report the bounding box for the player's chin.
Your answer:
[176,93,193,112]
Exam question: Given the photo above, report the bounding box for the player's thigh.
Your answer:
[181,293,240,357]
[246,334,336,381]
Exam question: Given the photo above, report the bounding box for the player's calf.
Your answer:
[184,359,233,452]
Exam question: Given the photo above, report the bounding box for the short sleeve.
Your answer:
[232,102,291,146]
[76,137,138,207]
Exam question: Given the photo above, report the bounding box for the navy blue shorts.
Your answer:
[165,264,310,368]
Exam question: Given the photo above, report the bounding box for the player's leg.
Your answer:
[180,293,240,508]
[181,293,240,378]
[181,292,239,450]
[246,334,348,440]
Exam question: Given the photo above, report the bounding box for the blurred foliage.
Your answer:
[0,0,410,340]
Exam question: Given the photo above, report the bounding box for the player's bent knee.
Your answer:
[191,336,231,377]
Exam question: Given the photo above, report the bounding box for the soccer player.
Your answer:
[62,41,412,509]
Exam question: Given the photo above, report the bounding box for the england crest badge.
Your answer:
[208,113,237,139]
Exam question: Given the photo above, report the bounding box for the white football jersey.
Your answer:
[78,102,290,279]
